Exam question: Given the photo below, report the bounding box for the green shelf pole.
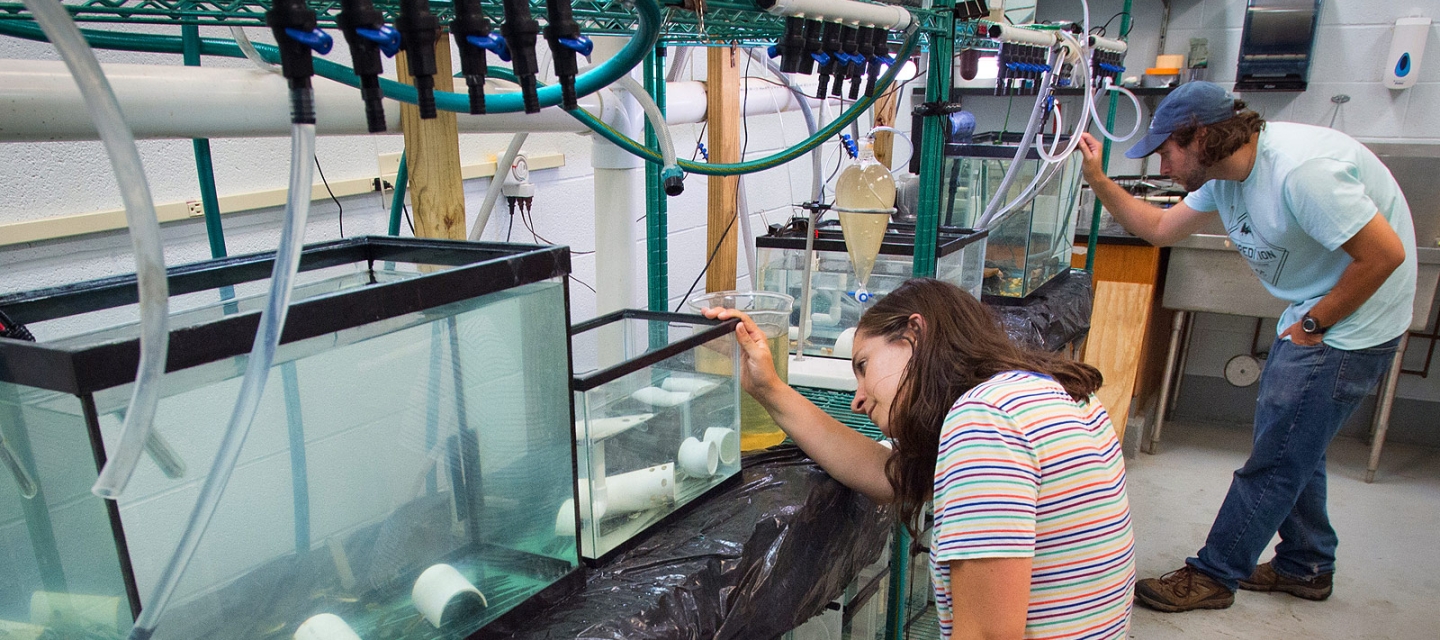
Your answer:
[387,154,408,236]
[884,524,913,640]
[1085,0,1132,273]
[644,46,669,314]
[183,24,226,258]
[913,4,956,279]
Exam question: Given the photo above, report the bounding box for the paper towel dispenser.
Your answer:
[1234,0,1322,92]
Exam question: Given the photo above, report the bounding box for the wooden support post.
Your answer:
[705,44,740,293]
[872,84,903,170]
[397,33,466,240]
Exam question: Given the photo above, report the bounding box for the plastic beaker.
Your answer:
[687,291,794,451]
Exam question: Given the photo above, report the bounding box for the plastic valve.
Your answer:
[355,26,400,57]
[284,27,333,55]
[467,33,512,61]
[558,35,593,57]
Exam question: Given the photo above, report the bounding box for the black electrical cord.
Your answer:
[1094,11,1131,38]
[402,203,416,234]
[314,156,345,237]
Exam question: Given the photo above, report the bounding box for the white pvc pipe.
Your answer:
[986,22,1060,47]
[0,60,596,141]
[1088,34,1127,53]
[0,61,825,141]
[760,0,911,30]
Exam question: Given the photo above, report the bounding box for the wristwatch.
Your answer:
[1301,314,1329,335]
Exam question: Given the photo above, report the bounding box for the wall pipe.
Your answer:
[0,18,917,176]
[757,0,912,30]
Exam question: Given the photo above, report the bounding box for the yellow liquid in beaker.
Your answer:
[739,332,791,451]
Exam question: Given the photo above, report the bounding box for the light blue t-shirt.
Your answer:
[1182,122,1417,350]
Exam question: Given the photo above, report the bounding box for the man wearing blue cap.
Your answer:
[1079,81,1416,612]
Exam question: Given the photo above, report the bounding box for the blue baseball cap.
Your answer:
[1125,82,1238,159]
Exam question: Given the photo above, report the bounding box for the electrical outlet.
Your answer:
[186,200,204,217]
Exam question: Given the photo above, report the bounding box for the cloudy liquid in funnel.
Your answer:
[834,141,896,296]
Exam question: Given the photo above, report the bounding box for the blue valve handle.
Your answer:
[355,26,400,57]
[767,44,781,58]
[558,35,593,57]
[696,141,709,161]
[840,133,857,159]
[467,33,512,62]
[811,51,830,65]
[284,27,333,55]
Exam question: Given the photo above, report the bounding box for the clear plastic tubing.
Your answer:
[975,46,1060,229]
[612,74,678,180]
[127,122,316,640]
[745,47,823,202]
[20,0,171,500]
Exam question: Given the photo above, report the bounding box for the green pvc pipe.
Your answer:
[182,24,226,258]
[1085,0,1132,273]
[387,153,408,236]
[0,0,663,115]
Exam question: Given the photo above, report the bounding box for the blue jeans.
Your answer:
[1187,334,1402,591]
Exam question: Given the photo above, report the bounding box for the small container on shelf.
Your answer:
[568,310,742,562]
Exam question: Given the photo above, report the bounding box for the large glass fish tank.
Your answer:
[0,237,581,640]
[755,220,988,358]
[568,310,741,562]
[938,132,1084,299]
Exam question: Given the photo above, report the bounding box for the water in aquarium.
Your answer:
[571,314,741,559]
[0,279,578,640]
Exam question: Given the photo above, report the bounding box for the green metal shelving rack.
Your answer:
[0,1,1003,637]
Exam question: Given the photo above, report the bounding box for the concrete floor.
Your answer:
[1125,420,1440,639]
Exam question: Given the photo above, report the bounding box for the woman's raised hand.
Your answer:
[699,308,784,401]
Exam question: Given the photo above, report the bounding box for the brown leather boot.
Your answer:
[1239,561,1334,601]
[1135,566,1235,612]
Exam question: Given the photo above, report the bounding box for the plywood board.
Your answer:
[1082,281,1155,442]
[398,33,466,240]
[705,45,740,293]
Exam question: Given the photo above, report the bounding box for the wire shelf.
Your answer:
[794,385,882,441]
[0,0,954,43]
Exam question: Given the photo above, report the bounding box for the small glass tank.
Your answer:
[938,132,1084,299]
[569,310,741,561]
[755,220,988,358]
[0,237,581,640]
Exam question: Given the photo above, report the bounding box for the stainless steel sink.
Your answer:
[1162,235,1439,331]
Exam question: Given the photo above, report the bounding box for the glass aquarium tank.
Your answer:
[755,220,988,358]
[0,237,581,640]
[569,310,741,562]
[938,132,1084,299]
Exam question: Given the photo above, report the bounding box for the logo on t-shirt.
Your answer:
[1227,209,1290,286]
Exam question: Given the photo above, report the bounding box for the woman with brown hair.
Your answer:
[703,278,1134,640]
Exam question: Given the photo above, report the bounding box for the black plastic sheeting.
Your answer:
[989,269,1094,352]
[492,447,892,640]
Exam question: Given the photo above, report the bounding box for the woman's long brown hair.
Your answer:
[857,278,1103,533]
